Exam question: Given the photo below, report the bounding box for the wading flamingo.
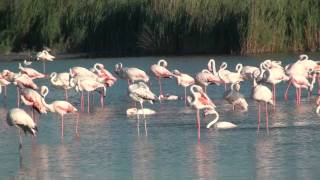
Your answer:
[41,86,79,138]
[223,83,248,111]
[151,59,173,96]
[172,69,195,105]
[36,50,55,73]
[205,109,237,129]
[115,63,149,84]
[6,108,38,151]
[50,72,74,100]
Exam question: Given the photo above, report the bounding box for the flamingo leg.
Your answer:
[4,86,7,98]
[43,61,46,74]
[272,84,276,106]
[299,87,301,104]
[75,113,79,136]
[284,80,292,100]
[224,83,227,90]
[80,92,84,112]
[64,89,68,101]
[196,109,201,141]
[295,88,298,105]
[17,87,20,108]
[87,91,90,113]
[184,86,187,105]
[18,129,22,150]
[100,92,104,108]
[265,102,269,134]
[61,114,64,138]
[158,77,163,96]
[257,103,261,132]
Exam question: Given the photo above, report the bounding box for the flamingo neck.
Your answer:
[206,110,219,128]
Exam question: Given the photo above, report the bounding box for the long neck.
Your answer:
[206,110,220,128]
[208,59,217,75]
[50,73,59,85]
[40,89,55,112]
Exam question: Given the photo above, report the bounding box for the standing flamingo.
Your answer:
[252,71,273,133]
[258,61,289,105]
[20,87,47,120]
[114,63,149,84]
[73,78,106,113]
[50,72,74,100]
[13,73,39,107]
[151,59,173,96]
[172,69,195,105]
[218,63,244,88]
[187,85,216,141]
[6,108,38,151]
[128,82,158,135]
[195,69,221,93]
[291,74,315,105]
[40,86,79,138]
[36,50,55,73]
[93,63,117,87]
[0,75,10,98]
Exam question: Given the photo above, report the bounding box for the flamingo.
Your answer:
[223,83,248,111]
[205,109,237,129]
[13,73,39,107]
[258,61,289,105]
[6,108,38,151]
[0,75,10,97]
[18,63,46,79]
[36,50,55,73]
[195,69,221,93]
[20,87,47,120]
[218,63,244,88]
[240,65,259,80]
[23,59,32,66]
[151,59,173,96]
[252,71,273,133]
[291,74,315,105]
[207,59,218,75]
[172,69,195,104]
[114,63,149,84]
[187,85,215,141]
[40,86,79,138]
[73,78,106,113]
[70,66,99,80]
[126,108,156,116]
[128,82,157,135]
[93,63,117,87]
[50,72,74,100]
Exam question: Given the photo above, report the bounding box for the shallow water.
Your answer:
[1,54,320,180]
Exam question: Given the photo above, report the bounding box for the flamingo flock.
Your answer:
[2,51,320,152]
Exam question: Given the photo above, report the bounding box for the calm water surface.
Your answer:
[1,54,320,180]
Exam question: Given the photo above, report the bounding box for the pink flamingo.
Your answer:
[74,78,106,113]
[0,75,10,98]
[218,63,244,88]
[172,69,195,105]
[93,63,117,87]
[70,66,99,79]
[20,87,47,120]
[50,72,74,100]
[195,69,221,93]
[18,63,46,79]
[13,74,39,107]
[151,59,173,96]
[36,50,55,73]
[291,75,315,105]
[187,85,216,141]
[40,86,79,138]
[258,61,289,105]
[6,108,38,151]
[114,63,149,84]
[252,71,273,133]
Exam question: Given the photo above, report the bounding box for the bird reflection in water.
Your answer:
[194,143,216,180]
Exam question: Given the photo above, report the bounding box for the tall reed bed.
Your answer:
[0,0,319,55]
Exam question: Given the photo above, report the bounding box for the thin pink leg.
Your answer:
[273,84,276,106]
[196,109,201,141]
[61,115,64,138]
[257,103,261,132]
[184,87,187,105]
[284,80,292,100]
[64,89,68,101]
[87,91,90,113]
[43,61,46,74]
[81,92,84,112]
[299,87,301,104]
[17,87,20,108]
[158,77,163,96]
[100,93,104,108]
[224,83,227,90]
[4,86,7,98]
[266,102,269,134]
[75,113,79,136]
[295,88,298,105]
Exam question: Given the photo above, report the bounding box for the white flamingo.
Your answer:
[6,108,38,151]
[205,109,237,129]
[151,59,173,96]
[172,69,195,104]
[36,50,55,73]
[115,63,149,84]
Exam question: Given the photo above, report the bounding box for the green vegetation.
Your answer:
[0,0,319,55]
